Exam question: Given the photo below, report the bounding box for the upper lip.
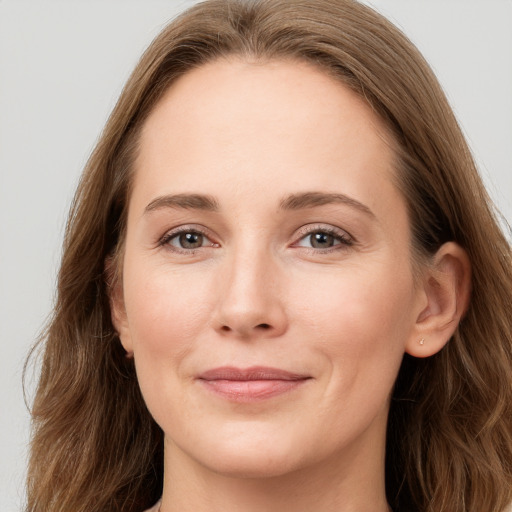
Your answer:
[198,366,311,381]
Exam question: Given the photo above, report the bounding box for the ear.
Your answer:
[406,242,471,358]
[105,255,134,358]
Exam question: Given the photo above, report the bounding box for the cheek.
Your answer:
[122,260,214,359]
[296,270,414,442]
[291,264,415,395]
[295,264,414,343]
[122,261,216,425]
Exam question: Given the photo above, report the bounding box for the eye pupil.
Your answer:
[179,232,203,249]
[310,232,334,248]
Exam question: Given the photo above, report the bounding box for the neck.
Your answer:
[159,429,390,512]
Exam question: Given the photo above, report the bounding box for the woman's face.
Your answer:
[115,59,427,478]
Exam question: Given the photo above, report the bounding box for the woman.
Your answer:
[26,1,512,511]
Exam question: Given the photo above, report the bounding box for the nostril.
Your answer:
[218,323,272,334]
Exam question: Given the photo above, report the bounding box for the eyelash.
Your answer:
[158,224,354,254]
[292,225,354,253]
[158,226,218,254]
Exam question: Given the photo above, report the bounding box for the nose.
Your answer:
[212,246,288,339]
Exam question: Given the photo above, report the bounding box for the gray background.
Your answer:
[1,1,511,509]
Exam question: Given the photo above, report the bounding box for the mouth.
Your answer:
[197,366,312,402]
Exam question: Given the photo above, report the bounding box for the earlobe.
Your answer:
[406,242,471,358]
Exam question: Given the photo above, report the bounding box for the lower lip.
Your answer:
[199,378,309,402]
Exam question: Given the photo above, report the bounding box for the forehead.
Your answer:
[138,57,392,151]
[132,58,398,214]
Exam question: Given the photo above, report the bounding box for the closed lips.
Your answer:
[197,366,311,381]
[197,366,312,402]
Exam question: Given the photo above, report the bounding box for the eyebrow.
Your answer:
[145,193,219,213]
[279,192,375,218]
[144,191,374,218]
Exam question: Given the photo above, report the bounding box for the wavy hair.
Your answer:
[26,1,512,511]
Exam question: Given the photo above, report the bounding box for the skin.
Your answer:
[112,58,470,512]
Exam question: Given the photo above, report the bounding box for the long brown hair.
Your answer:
[26,1,512,511]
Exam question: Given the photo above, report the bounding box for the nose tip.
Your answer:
[213,259,288,339]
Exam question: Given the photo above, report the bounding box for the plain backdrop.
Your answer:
[0,1,511,510]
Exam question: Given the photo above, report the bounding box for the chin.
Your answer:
[177,428,310,479]
[203,450,304,479]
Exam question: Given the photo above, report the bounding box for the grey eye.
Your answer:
[309,232,336,249]
[179,232,203,249]
[167,231,209,249]
[294,227,352,250]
